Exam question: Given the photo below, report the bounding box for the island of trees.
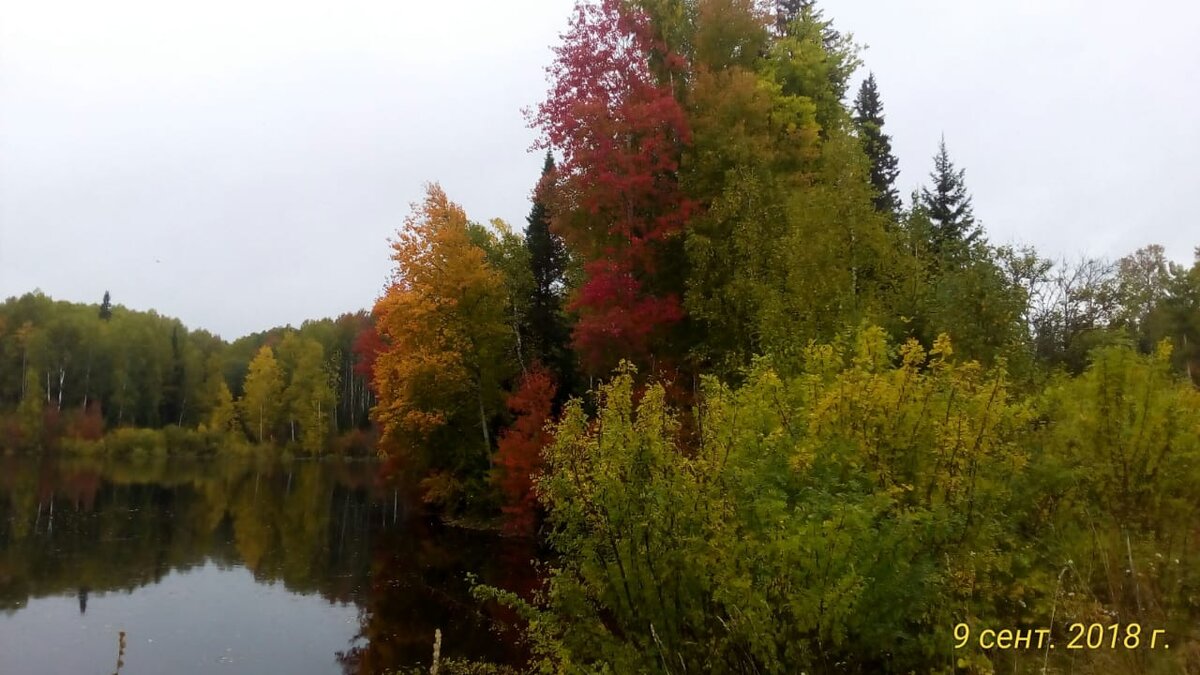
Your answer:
[2,0,1199,672]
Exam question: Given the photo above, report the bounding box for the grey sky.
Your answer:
[2,0,1197,340]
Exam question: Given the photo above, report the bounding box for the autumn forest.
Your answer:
[3,0,1200,673]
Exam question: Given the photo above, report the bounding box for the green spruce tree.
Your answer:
[523,152,575,397]
[919,136,980,257]
[776,0,807,28]
[98,291,113,321]
[853,73,901,214]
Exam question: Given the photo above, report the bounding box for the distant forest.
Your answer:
[3,0,1200,671]
[0,293,378,454]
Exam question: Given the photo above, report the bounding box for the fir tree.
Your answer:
[523,152,575,397]
[853,73,901,214]
[776,0,806,27]
[99,291,112,321]
[776,0,824,34]
[919,136,980,256]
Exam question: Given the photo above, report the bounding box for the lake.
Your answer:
[0,454,537,674]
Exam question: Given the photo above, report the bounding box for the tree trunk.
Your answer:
[82,363,91,410]
[850,228,858,300]
[1185,334,1195,385]
[346,359,353,431]
[513,306,527,376]
[477,386,491,467]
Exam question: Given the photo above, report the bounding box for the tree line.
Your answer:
[0,292,379,454]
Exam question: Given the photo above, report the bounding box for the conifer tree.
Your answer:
[775,0,806,28]
[853,73,901,214]
[776,0,828,38]
[919,137,980,257]
[523,152,574,396]
[98,291,112,321]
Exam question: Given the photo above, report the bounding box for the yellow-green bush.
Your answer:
[482,329,1200,673]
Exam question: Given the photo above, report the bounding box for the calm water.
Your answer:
[0,454,536,674]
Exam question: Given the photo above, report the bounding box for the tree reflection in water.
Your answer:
[335,521,536,673]
[0,454,537,674]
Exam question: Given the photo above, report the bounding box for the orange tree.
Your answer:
[370,184,516,511]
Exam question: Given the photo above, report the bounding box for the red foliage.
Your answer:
[61,469,102,511]
[494,367,558,536]
[571,258,683,374]
[41,406,64,443]
[352,322,385,389]
[68,401,105,441]
[329,426,379,458]
[533,0,697,374]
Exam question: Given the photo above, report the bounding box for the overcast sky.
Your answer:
[2,0,1197,340]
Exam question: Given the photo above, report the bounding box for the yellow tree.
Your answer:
[281,334,336,453]
[370,183,513,470]
[239,345,283,443]
[208,380,237,434]
[201,353,237,433]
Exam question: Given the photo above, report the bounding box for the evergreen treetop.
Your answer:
[919,136,980,256]
[99,291,113,321]
[853,73,901,214]
[523,151,575,398]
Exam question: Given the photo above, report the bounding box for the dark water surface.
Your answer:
[0,454,536,674]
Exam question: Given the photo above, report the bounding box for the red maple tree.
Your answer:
[352,322,385,393]
[532,0,696,375]
[494,367,558,536]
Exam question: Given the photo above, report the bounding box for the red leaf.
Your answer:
[494,367,558,536]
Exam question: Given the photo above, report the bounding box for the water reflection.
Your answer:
[0,454,534,674]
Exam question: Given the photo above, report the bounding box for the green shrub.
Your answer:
[480,330,1200,674]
